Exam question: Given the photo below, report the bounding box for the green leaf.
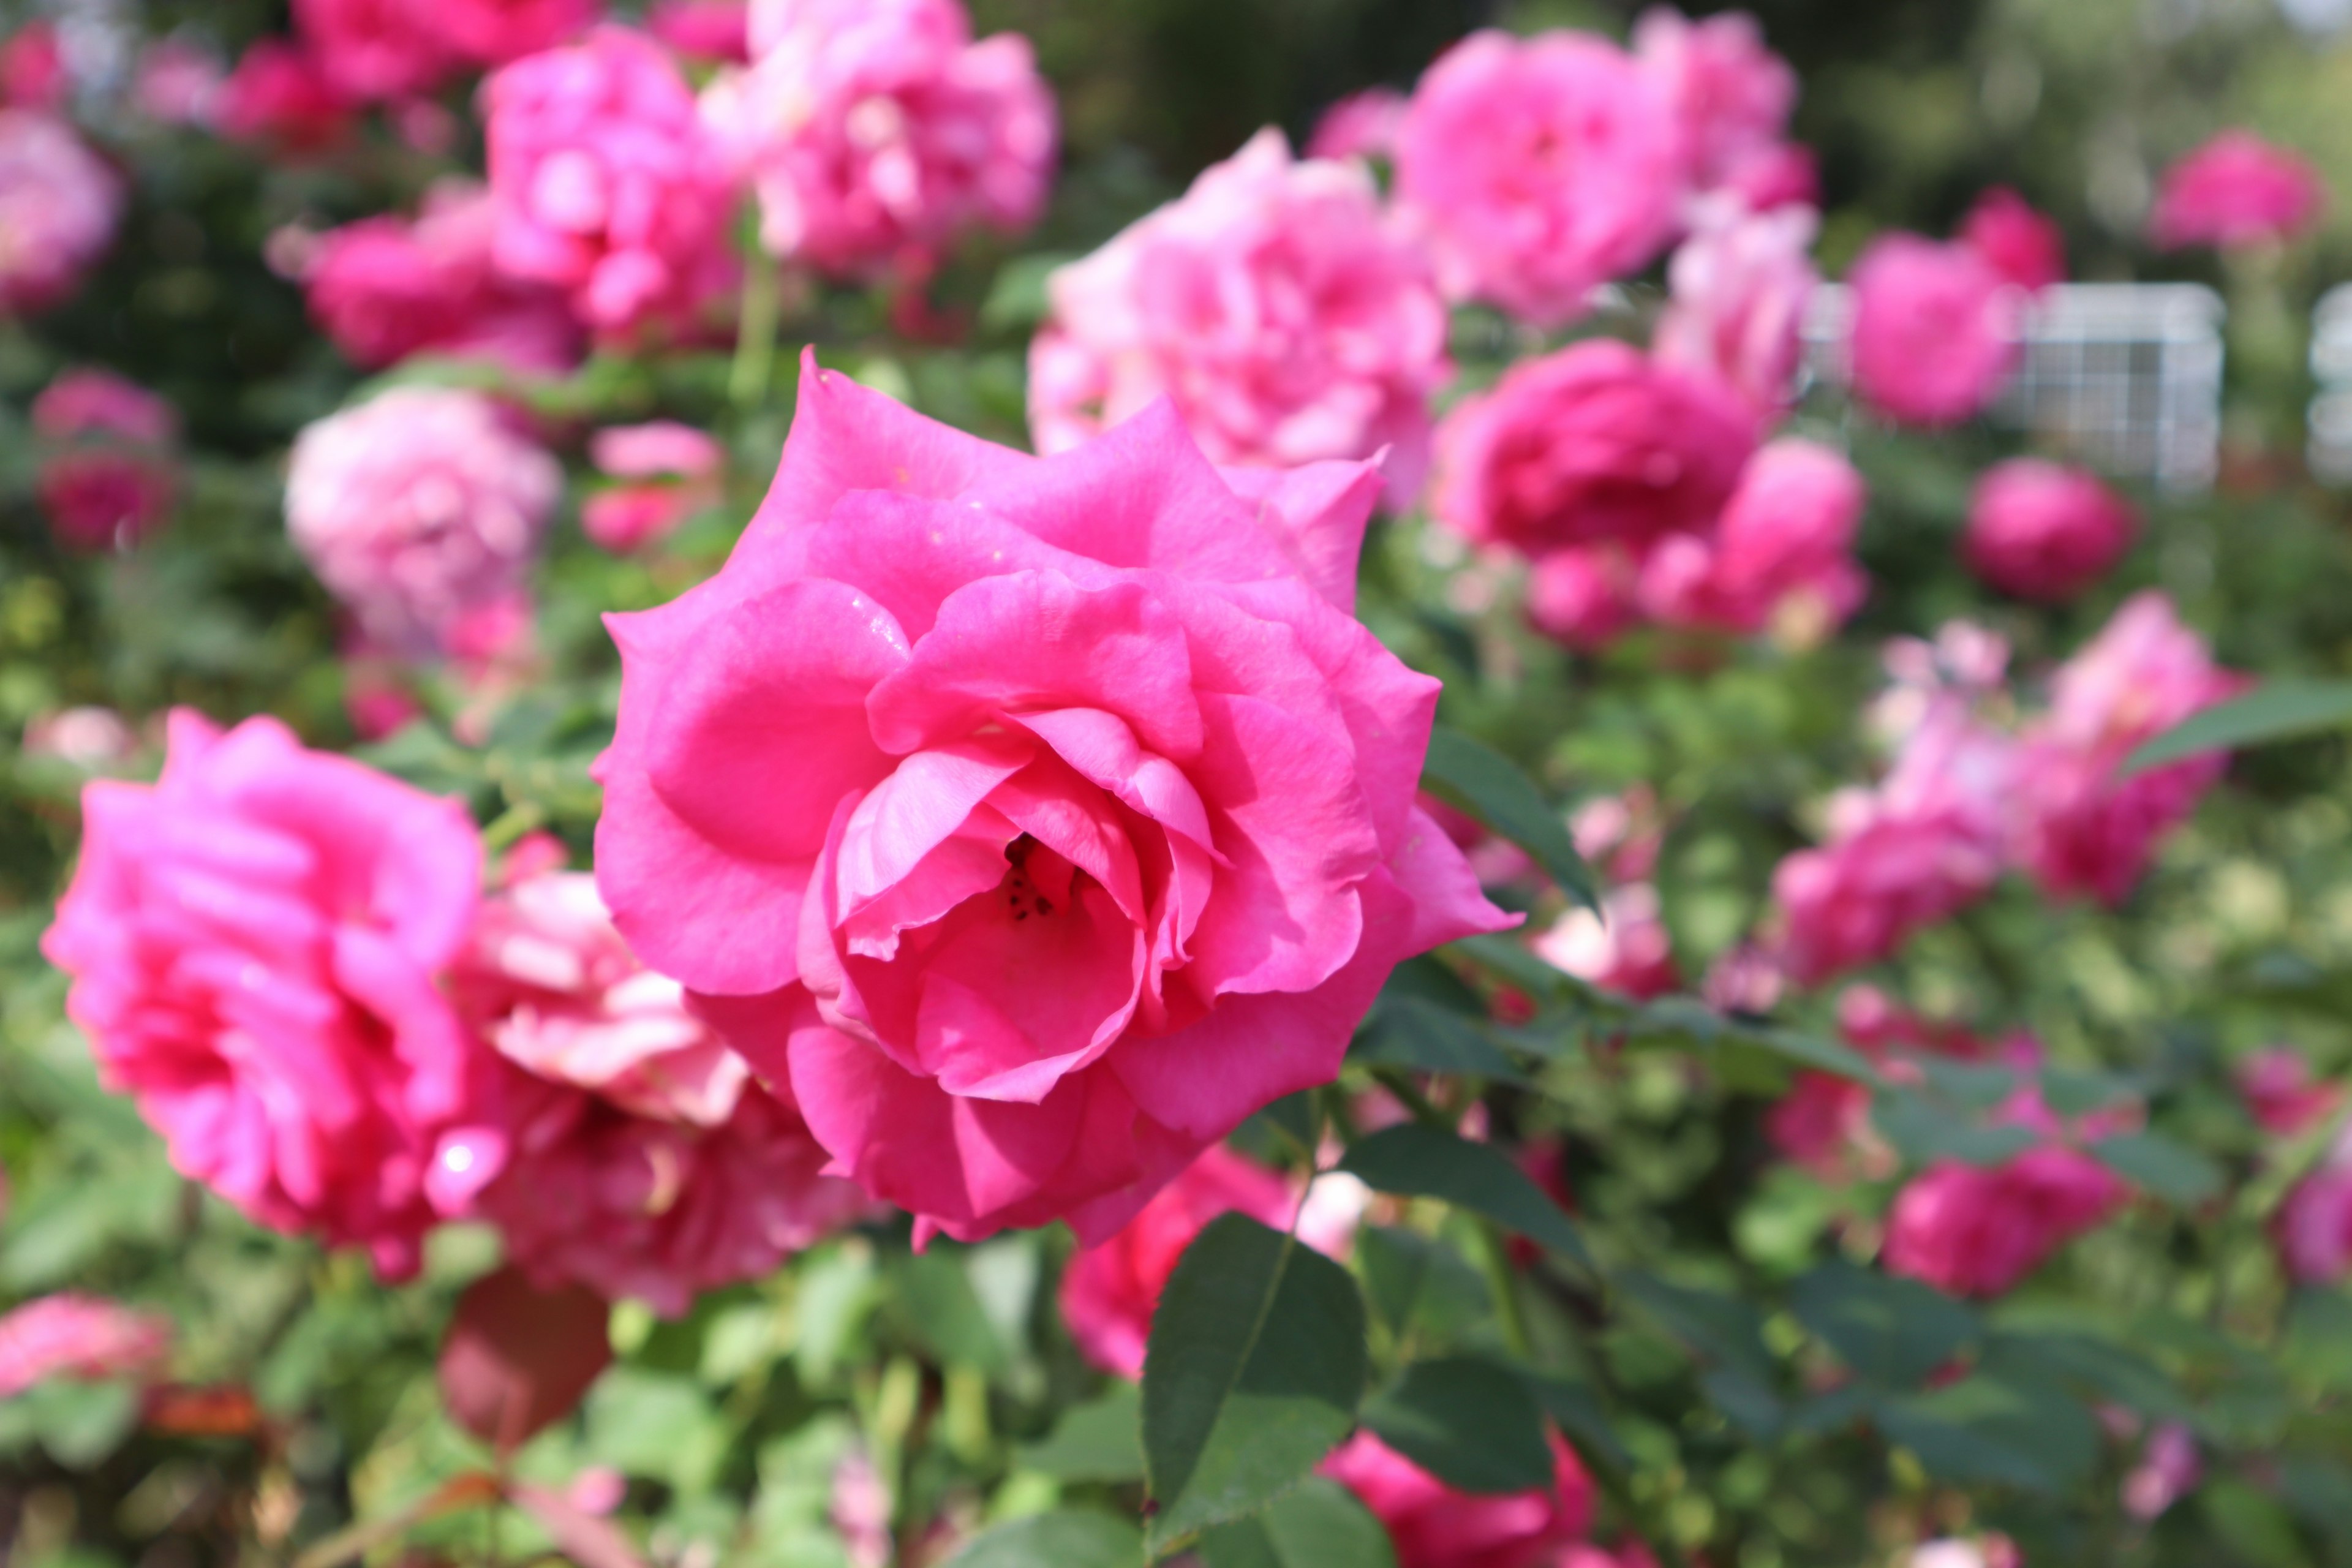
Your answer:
[1355,1226,1491,1342]
[2122,679,2352,776]
[1196,1478,1400,1568]
[2199,1478,2315,1568]
[1018,1382,1144,1483]
[1354,995,1531,1086]
[1142,1215,1368,1554]
[2090,1131,2225,1204]
[945,1510,1144,1568]
[1789,1260,1978,1390]
[1420,728,1600,911]
[1338,1125,1591,1270]
[1871,1091,2040,1169]
[891,1248,1011,1374]
[1362,1357,1554,1494]
[1874,1376,2100,1494]
[978,253,1074,334]
[1978,1332,2193,1425]
[1527,1376,1630,1473]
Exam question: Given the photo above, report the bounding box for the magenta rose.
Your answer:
[1322,1428,1596,1568]
[1885,1147,2127,1298]
[594,353,1513,1243]
[1959,186,2065,293]
[214,41,353,154]
[1847,233,2020,429]
[2150,130,2327,252]
[41,712,494,1277]
[2276,1132,2352,1286]
[1636,437,1868,637]
[1962,458,2135,603]
[292,0,452,102]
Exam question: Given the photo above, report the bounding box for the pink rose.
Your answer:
[1766,988,1986,1177]
[2008,593,2243,906]
[214,42,353,153]
[2277,1131,2352,1285]
[582,420,725,552]
[649,1,750,62]
[292,0,452,102]
[2237,1046,2341,1137]
[40,712,492,1278]
[445,0,603,66]
[0,111,120,315]
[299,179,584,373]
[2150,130,2327,251]
[1058,1143,1300,1378]
[1525,548,1639,652]
[1307,88,1407,164]
[1395,30,1684,327]
[37,451,176,553]
[133,40,225,126]
[23,706,138,770]
[1959,187,2065,293]
[1962,458,2136,603]
[1433,340,1758,560]
[1719,140,1819,213]
[1631,7,1798,199]
[1,23,66,111]
[0,1295,173,1399]
[1028,129,1449,505]
[446,872,867,1314]
[1534,884,1678,1000]
[285,388,560,662]
[1653,201,1820,413]
[34,369,177,445]
[2122,1424,2201,1521]
[1847,234,2020,429]
[1637,437,1867,636]
[699,0,1055,281]
[592,420,725,480]
[592,353,1514,1244]
[485,26,735,336]
[1885,1145,2128,1297]
[1321,1429,1595,1568]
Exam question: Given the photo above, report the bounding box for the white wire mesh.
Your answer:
[2310,284,2352,486]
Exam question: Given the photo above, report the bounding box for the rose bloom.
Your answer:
[214,41,353,153]
[650,1,750,62]
[445,872,869,1315]
[38,450,177,553]
[1,22,66,111]
[0,1295,173,1400]
[1395,30,1684,328]
[1028,130,1449,505]
[1534,884,1678,1001]
[1653,200,1819,414]
[1433,340,1758,560]
[2237,1045,2342,1137]
[1307,86,1406,164]
[1058,1143,1298,1378]
[285,388,562,660]
[23,706,138,771]
[1766,987,1978,1176]
[2123,1423,2202,1522]
[1525,548,1638,653]
[1322,1429,1595,1568]
[1962,458,2136,604]
[292,0,451,102]
[1959,186,2065,293]
[699,0,1055,281]
[593,352,1513,1244]
[1630,7,1798,198]
[2150,130,2327,251]
[2276,1129,2352,1286]
[40,712,494,1278]
[583,420,726,553]
[1847,234,2020,429]
[0,110,120,315]
[1636,437,1867,638]
[34,369,177,445]
[133,39,225,126]
[486,27,736,336]
[2008,592,2243,906]
[445,0,603,66]
[1885,1145,2128,1297]
[300,180,584,373]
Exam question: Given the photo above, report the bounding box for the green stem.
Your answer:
[730,249,782,411]
[1368,1067,1452,1130]
[1477,1220,1534,1360]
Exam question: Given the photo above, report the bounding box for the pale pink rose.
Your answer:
[486,27,735,336]
[0,1295,173,1399]
[699,0,1055,280]
[1570,787,1665,884]
[1631,7,1798,200]
[1637,438,1866,636]
[2237,1046,2341,1137]
[1534,884,1678,1001]
[23,706,137,770]
[649,1,750,62]
[447,872,868,1315]
[1525,547,1639,652]
[444,0,603,66]
[2276,1129,2352,1285]
[584,421,725,552]
[1307,88,1406,164]
[1653,200,1819,413]
[1885,1145,2128,1297]
[1701,943,1783,1016]
[285,388,562,662]
[2122,1424,2201,1521]
[592,352,1515,1245]
[1433,340,1758,560]
[830,1446,894,1568]
[1910,1540,2021,1568]
[1321,1429,1594,1568]
[40,712,494,1278]
[592,420,725,480]
[214,41,353,153]
[292,0,453,102]
[1963,458,2136,604]
[1,23,66,111]
[1847,234,2020,429]
[1395,30,1685,327]
[1058,1143,1300,1378]
[1959,186,2065,293]
[34,369,177,445]
[133,40,226,126]
[2008,593,2244,906]
[1028,130,1449,505]
[298,179,584,372]
[2150,130,2328,251]
[0,111,119,315]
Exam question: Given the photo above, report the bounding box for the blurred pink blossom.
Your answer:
[2122,1423,2202,1520]
[132,39,226,126]
[37,451,176,553]
[591,420,724,479]
[1321,1428,1595,1568]
[486,26,735,336]
[41,712,496,1278]
[22,707,137,771]
[1847,233,2020,429]
[649,1,750,62]
[214,41,353,153]
[1963,458,2136,604]
[583,421,725,552]
[1534,884,1679,1001]
[1307,86,1406,163]
[2008,592,2244,905]
[1028,129,1448,503]
[1959,186,2066,293]
[285,387,562,661]
[2238,1046,2342,1137]
[0,1295,173,1399]
[34,369,177,445]
[1766,987,1983,1177]
[1,23,66,111]
[445,0,603,67]
[2150,130,2327,251]
[0,110,121,315]
[1637,437,1867,638]
[1396,29,1684,327]
[1885,1145,2128,1297]
[292,0,452,102]
[1654,200,1820,413]
[700,0,1055,281]
[2277,1129,2352,1284]
[829,1446,893,1568]
[1631,7,1799,203]
[1526,547,1639,652]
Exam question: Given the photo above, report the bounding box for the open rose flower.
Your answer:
[1886,1146,2128,1297]
[0,1295,174,1399]
[215,41,353,153]
[1395,29,1684,327]
[0,110,121,316]
[41,713,493,1278]
[1653,200,1819,414]
[2277,1126,2352,1286]
[1634,437,1868,638]
[1847,234,2020,429]
[594,352,1514,1244]
[1631,7,1798,202]
[292,0,451,102]
[2150,130,2327,251]
[1959,186,2066,293]
[1028,129,1449,505]
[583,420,727,552]
[31,368,180,554]
[1962,458,2136,604]
[1322,1428,1596,1568]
